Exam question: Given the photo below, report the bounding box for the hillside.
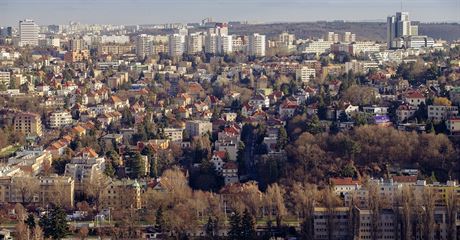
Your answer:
[229,21,460,42]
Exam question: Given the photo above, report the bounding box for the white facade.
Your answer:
[428,105,459,122]
[168,34,186,57]
[186,33,203,54]
[248,33,266,57]
[301,39,333,54]
[49,111,73,128]
[136,34,153,58]
[164,128,183,142]
[19,19,39,47]
[0,71,10,88]
[296,66,316,82]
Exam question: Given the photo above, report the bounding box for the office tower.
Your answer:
[387,12,418,49]
[136,34,153,58]
[186,33,204,54]
[69,37,85,51]
[19,19,38,46]
[248,33,266,57]
[168,34,186,57]
[326,32,339,43]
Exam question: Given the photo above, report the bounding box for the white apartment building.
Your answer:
[0,71,10,88]
[428,105,459,122]
[296,66,316,82]
[49,111,73,128]
[136,34,153,58]
[205,34,219,54]
[446,118,460,134]
[168,34,186,57]
[301,39,333,55]
[343,32,356,43]
[248,33,266,57]
[185,120,212,138]
[64,149,105,183]
[351,42,381,55]
[186,33,204,54]
[217,35,233,54]
[19,19,39,47]
[164,128,184,142]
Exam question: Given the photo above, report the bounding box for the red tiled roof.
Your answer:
[329,177,360,186]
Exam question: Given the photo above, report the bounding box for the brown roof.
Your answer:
[392,175,417,183]
[329,177,360,186]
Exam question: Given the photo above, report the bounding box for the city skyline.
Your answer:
[1,0,459,26]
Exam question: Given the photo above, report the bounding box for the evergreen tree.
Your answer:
[276,127,288,150]
[125,151,145,179]
[155,206,165,233]
[25,213,36,230]
[228,211,242,240]
[39,207,69,239]
[205,216,218,238]
[241,209,256,240]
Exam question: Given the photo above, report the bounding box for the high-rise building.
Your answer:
[69,37,85,51]
[387,12,418,49]
[278,32,295,46]
[168,34,186,57]
[248,33,266,57]
[326,32,340,43]
[136,34,153,58]
[343,32,356,43]
[186,33,204,54]
[218,35,233,54]
[19,19,38,46]
[205,33,219,54]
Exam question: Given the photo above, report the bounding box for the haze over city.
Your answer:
[1,0,460,25]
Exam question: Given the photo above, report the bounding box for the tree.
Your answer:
[241,209,256,239]
[85,171,110,212]
[264,183,287,227]
[39,207,69,239]
[205,216,218,238]
[13,177,40,204]
[125,151,146,179]
[277,127,288,150]
[228,211,242,240]
[78,226,89,240]
[25,213,36,231]
[155,206,166,233]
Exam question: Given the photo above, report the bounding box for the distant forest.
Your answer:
[228,21,460,42]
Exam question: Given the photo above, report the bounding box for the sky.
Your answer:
[0,0,459,26]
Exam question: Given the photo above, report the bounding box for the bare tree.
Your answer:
[321,188,341,240]
[264,183,287,227]
[445,188,458,240]
[85,170,111,212]
[13,177,40,204]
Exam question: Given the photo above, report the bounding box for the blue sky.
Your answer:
[0,0,459,26]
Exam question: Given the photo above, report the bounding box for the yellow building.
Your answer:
[13,112,43,137]
[0,175,74,208]
[102,179,142,210]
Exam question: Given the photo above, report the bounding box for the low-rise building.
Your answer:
[428,105,459,122]
[49,111,73,128]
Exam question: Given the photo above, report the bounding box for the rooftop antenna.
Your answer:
[400,0,403,12]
